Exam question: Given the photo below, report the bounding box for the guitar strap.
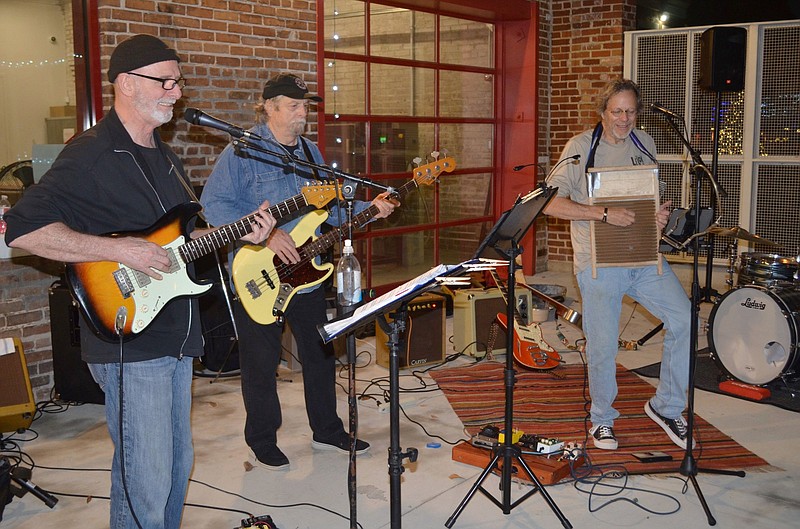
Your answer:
[169,153,239,342]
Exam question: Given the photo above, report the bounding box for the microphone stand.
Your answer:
[232,138,395,196]
[650,112,743,526]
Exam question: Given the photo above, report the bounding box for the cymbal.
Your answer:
[706,226,780,246]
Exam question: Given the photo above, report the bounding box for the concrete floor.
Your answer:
[3,263,800,529]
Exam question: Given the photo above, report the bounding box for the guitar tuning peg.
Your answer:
[412,157,422,167]
[430,150,440,160]
[440,148,449,158]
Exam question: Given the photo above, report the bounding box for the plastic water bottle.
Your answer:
[336,239,362,306]
[0,195,11,235]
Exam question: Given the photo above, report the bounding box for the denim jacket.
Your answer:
[200,123,370,294]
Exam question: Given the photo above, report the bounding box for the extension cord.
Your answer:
[376,397,420,413]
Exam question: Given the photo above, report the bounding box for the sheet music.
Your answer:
[318,258,505,342]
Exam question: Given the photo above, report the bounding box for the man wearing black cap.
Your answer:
[201,73,398,470]
[5,35,276,528]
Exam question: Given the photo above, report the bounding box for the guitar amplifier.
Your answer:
[452,288,532,358]
[0,338,35,433]
[49,282,105,404]
[376,293,446,369]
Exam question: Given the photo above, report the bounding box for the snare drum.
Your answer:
[708,285,800,385]
[737,253,799,288]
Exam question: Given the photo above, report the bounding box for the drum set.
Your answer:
[707,227,800,387]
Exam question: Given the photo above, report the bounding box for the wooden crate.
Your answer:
[451,441,582,485]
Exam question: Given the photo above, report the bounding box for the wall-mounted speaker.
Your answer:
[699,26,746,92]
[376,292,446,369]
[49,282,105,404]
[452,288,532,357]
[0,338,35,433]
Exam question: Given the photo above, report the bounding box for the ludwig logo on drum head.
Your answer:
[740,297,767,310]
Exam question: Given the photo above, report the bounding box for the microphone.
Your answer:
[513,162,540,172]
[543,154,581,183]
[184,108,263,141]
[649,103,681,120]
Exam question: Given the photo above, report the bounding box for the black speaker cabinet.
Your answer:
[699,26,746,92]
[376,293,446,369]
[452,288,532,358]
[49,282,105,404]
[0,338,35,433]
[195,253,240,373]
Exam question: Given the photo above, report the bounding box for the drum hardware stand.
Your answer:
[651,104,745,526]
[446,185,571,529]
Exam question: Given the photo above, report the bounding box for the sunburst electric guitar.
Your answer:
[233,156,456,325]
[66,183,342,341]
[489,270,561,370]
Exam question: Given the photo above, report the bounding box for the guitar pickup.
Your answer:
[113,268,135,298]
[245,279,262,299]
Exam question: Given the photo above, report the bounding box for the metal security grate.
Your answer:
[629,21,800,260]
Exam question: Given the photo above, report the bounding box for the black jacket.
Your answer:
[6,107,203,363]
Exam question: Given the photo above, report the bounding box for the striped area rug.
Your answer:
[429,361,773,475]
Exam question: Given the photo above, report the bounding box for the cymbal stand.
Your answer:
[445,241,571,529]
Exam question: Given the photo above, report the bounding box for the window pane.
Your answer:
[440,123,494,168]
[439,16,494,68]
[370,64,434,116]
[370,123,433,173]
[324,59,366,115]
[371,230,436,287]
[440,173,493,222]
[440,70,494,119]
[324,0,365,55]
[370,5,435,62]
[370,176,435,230]
[325,122,367,175]
[440,222,492,264]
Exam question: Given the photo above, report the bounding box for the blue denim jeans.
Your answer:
[89,356,194,529]
[576,263,691,426]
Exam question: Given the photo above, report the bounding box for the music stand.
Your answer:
[319,261,490,529]
[445,184,572,529]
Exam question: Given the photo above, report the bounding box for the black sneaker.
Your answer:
[645,400,696,450]
[250,446,290,471]
[589,424,618,450]
[312,432,370,454]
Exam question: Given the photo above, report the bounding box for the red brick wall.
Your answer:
[541,0,636,266]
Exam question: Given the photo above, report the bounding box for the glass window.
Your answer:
[440,70,494,119]
[439,222,493,264]
[439,16,494,68]
[325,0,365,55]
[324,59,366,115]
[370,5,435,62]
[371,229,437,286]
[440,173,493,222]
[370,64,435,116]
[439,123,494,168]
[325,122,367,175]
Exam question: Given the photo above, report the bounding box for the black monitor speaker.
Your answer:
[699,27,746,92]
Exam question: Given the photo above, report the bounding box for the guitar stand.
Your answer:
[446,241,570,529]
[376,304,419,529]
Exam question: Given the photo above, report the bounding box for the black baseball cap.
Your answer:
[262,73,323,102]
[108,34,181,83]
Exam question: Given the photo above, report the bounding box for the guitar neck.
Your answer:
[299,179,419,261]
[179,193,312,264]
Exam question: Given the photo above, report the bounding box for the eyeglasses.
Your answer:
[126,72,186,90]
[608,109,638,118]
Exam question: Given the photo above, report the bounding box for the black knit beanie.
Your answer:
[107,34,181,83]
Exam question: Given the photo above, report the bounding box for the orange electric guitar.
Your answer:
[489,270,561,370]
[66,183,342,341]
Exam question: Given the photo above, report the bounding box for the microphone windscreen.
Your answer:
[184,107,201,124]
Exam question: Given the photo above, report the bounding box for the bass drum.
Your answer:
[708,286,800,385]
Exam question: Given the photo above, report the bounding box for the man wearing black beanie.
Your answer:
[5,34,276,529]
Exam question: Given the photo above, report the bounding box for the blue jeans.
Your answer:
[89,356,194,529]
[576,263,691,426]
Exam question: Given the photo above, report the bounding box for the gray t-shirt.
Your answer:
[547,128,658,273]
